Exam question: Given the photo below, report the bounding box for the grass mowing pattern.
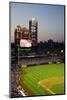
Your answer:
[20,63,64,95]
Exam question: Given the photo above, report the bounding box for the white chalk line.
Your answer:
[17,85,26,96]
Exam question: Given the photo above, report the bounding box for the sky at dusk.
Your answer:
[10,2,64,42]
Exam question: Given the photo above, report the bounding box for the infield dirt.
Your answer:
[38,76,64,94]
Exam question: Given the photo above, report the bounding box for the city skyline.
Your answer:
[10,2,65,43]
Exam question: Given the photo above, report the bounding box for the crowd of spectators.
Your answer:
[10,64,22,98]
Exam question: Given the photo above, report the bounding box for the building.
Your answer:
[14,25,31,47]
[21,27,31,40]
[29,18,38,46]
[14,25,21,47]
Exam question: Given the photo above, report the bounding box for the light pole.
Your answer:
[18,45,19,66]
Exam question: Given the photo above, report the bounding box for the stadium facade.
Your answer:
[14,25,31,47]
[14,18,38,47]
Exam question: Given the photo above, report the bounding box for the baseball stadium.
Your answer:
[10,3,65,96]
[10,17,65,97]
[19,63,64,96]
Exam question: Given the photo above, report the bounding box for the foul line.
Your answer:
[42,85,55,94]
[18,90,26,96]
[38,82,55,95]
[17,85,26,96]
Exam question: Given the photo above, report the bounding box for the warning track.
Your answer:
[38,77,64,94]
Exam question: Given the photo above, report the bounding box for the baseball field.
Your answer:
[20,63,64,96]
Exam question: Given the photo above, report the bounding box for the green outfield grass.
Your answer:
[51,83,64,94]
[20,63,64,96]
